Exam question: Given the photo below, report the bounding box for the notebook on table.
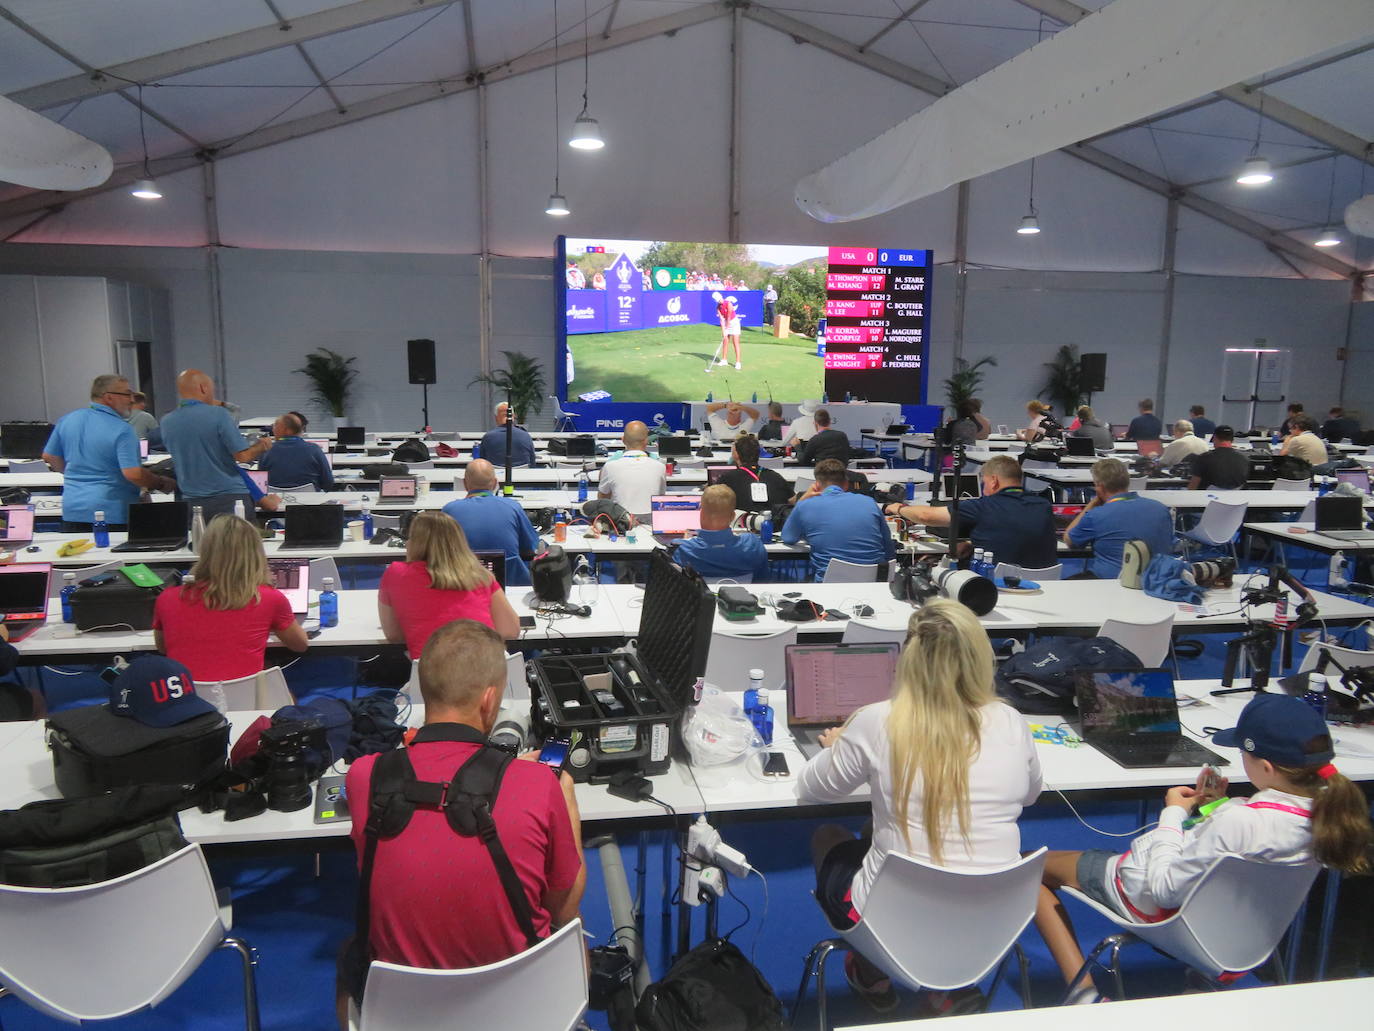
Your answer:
[110,501,190,553]
[283,505,345,549]
[0,506,35,548]
[785,643,900,758]
[1314,495,1374,543]
[0,563,52,642]
[1074,668,1226,769]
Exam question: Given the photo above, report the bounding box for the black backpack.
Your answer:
[1273,455,1314,481]
[391,438,431,464]
[995,636,1143,715]
[636,938,785,1031]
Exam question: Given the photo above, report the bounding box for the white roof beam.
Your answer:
[6,0,462,111]
[859,0,935,53]
[262,0,347,115]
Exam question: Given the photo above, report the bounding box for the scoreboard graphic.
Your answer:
[822,245,931,403]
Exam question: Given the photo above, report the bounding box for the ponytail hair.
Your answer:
[1272,756,1373,875]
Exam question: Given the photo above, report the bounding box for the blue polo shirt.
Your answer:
[43,403,142,523]
[673,529,771,582]
[258,435,334,490]
[1190,417,1216,438]
[781,486,895,581]
[956,487,1057,568]
[441,492,541,586]
[479,425,537,467]
[1068,492,1176,578]
[160,400,251,499]
[1126,413,1162,441]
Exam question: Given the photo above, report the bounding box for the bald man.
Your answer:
[440,459,540,585]
[478,402,536,468]
[258,412,334,490]
[597,421,667,521]
[159,369,273,519]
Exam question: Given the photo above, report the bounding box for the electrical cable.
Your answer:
[1050,787,1159,838]
[750,868,770,965]
[722,878,751,941]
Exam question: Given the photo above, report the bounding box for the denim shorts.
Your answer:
[1075,849,1129,917]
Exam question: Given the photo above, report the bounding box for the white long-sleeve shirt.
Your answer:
[1108,788,1316,919]
[797,699,1043,912]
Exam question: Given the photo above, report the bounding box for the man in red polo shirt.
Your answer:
[341,620,584,1011]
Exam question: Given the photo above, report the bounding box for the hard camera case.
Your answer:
[70,568,179,632]
[46,704,230,798]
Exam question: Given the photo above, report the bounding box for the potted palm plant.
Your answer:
[944,356,997,412]
[470,351,547,424]
[295,348,359,429]
[1040,344,1084,416]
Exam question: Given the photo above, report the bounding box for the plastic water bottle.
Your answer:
[232,500,246,520]
[759,516,773,544]
[971,549,985,576]
[751,391,758,403]
[1302,673,1329,720]
[744,668,765,714]
[92,510,109,549]
[60,572,77,623]
[361,502,373,539]
[190,505,206,553]
[822,391,829,404]
[750,688,775,745]
[906,480,917,501]
[472,443,480,459]
[577,475,589,503]
[320,577,339,628]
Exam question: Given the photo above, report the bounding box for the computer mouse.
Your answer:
[25,545,40,553]
[853,604,875,618]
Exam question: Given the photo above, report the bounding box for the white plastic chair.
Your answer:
[1098,613,1175,668]
[404,653,528,702]
[7,459,49,474]
[0,844,261,1027]
[704,626,797,693]
[355,918,587,1031]
[202,666,293,711]
[48,560,124,599]
[840,621,905,645]
[1272,477,1311,491]
[1180,498,1248,562]
[550,396,580,433]
[1128,476,1148,492]
[793,849,1047,1030]
[1298,641,1374,675]
[309,556,341,590]
[993,562,1064,581]
[1061,856,1318,1000]
[822,559,881,583]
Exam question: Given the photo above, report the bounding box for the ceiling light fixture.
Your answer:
[130,178,162,199]
[568,0,604,151]
[1313,154,1341,247]
[1235,79,1272,187]
[129,83,162,201]
[546,0,570,216]
[1017,157,1041,234]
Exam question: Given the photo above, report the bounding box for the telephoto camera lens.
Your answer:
[261,724,314,812]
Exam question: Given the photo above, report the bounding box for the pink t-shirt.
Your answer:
[378,561,499,657]
[152,584,295,682]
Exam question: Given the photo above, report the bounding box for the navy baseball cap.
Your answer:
[109,655,218,727]
[1212,694,1334,768]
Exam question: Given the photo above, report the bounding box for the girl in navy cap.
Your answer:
[1034,693,1372,1004]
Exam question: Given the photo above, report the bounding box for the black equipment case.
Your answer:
[70,568,179,632]
[529,550,715,782]
[46,704,230,798]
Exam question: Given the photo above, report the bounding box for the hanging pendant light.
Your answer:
[1017,157,1041,234]
[567,0,604,151]
[130,83,162,201]
[545,0,571,215]
[130,178,162,199]
[1236,154,1273,186]
[1313,156,1341,246]
[545,192,571,216]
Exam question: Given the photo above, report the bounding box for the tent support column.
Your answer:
[1154,195,1179,416]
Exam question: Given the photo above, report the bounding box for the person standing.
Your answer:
[258,412,334,490]
[1125,399,1162,442]
[160,369,272,520]
[479,402,537,468]
[125,391,158,440]
[42,374,177,532]
[763,283,778,327]
[441,460,541,586]
[707,291,743,370]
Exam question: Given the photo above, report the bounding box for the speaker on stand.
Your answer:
[408,338,436,431]
[1079,352,1106,406]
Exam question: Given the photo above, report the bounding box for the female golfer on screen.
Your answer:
[706,291,743,371]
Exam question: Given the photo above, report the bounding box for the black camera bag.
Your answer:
[46,704,230,798]
[70,568,178,632]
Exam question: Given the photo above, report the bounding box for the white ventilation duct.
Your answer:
[1345,195,1374,239]
[0,94,112,191]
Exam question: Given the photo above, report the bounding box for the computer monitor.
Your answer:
[657,435,692,458]
[650,496,702,534]
[942,473,981,498]
[1065,436,1095,457]
[336,426,365,449]
[1,422,52,460]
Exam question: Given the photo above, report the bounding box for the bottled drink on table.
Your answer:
[320,577,339,628]
[60,573,77,623]
[92,511,109,549]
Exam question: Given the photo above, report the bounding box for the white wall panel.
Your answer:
[1173,207,1310,279]
[6,166,208,247]
[0,277,46,420]
[32,277,117,419]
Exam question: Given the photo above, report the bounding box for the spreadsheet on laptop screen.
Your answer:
[786,644,898,725]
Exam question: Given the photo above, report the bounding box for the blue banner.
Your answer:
[565,290,606,335]
[607,253,643,331]
[564,400,690,432]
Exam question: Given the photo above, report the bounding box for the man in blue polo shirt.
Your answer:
[160,369,273,521]
[1064,457,1176,578]
[42,374,177,531]
[673,486,770,582]
[884,454,1056,569]
[782,459,894,581]
[442,459,540,585]
[478,402,537,468]
[258,412,334,490]
[1125,399,1162,442]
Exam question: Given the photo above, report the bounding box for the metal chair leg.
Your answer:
[791,945,822,1027]
[219,936,262,1031]
[813,940,839,1031]
[1284,898,1307,983]
[1015,943,1034,1009]
[1106,937,1128,1001]
[985,952,1009,1005]
[1316,868,1341,981]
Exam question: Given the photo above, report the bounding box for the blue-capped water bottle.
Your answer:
[759,516,773,544]
[750,688,775,745]
[744,668,764,716]
[577,474,589,503]
[361,502,373,539]
[472,442,480,459]
[92,511,109,549]
[60,572,77,623]
[319,577,339,628]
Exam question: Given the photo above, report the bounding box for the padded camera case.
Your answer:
[46,704,230,798]
[70,569,179,632]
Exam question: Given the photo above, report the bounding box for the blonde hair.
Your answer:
[888,599,996,864]
[188,515,269,611]
[700,484,737,523]
[1027,400,1051,417]
[405,511,489,591]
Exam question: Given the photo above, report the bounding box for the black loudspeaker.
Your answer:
[407,338,436,385]
[1079,352,1107,393]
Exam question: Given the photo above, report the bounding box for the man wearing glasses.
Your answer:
[42,374,177,532]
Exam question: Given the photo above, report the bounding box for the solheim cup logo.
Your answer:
[616,261,633,288]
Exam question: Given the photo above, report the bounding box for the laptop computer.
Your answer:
[110,501,190,553]
[1109,424,1129,440]
[266,557,310,616]
[943,473,981,498]
[139,438,150,459]
[657,435,692,458]
[1051,504,1085,532]
[1314,495,1374,542]
[0,563,52,642]
[378,475,419,500]
[475,550,507,588]
[1075,668,1227,769]
[706,466,733,486]
[785,642,900,758]
[245,469,270,494]
[1335,468,1371,493]
[336,426,365,451]
[650,496,702,538]
[1136,440,1164,459]
[304,438,331,452]
[1065,435,1095,457]
[0,505,35,548]
[283,504,346,549]
[1,422,53,460]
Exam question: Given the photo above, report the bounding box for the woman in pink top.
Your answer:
[378,511,520,657]
[153,515,309,682]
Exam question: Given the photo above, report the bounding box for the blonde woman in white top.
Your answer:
[799,599,1043,1014]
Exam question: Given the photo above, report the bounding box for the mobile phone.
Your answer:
[1195,764,1224,802]
[538,738,570,773]
[763,752,790,778]
[519,614,536,628]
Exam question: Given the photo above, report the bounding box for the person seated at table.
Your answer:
[478,402,536,467]
[596,421,667,523]
[884,455,1057,570]
[757,401,786,441]
[782,399,820,448]
[1186,425,1249,490]
[1015,400,1053,442]
[441,460,540,586]
[1068,405,1113,451]
[1062,458,1175,579]
[257,412,334,491]
[671,485,770,583]
[1187,405,1216,438]
[1281,414,1331,469]
[800,601,1042,1014]
[1035,694,1371,1005]
[1320,406,1360,444]
[705,400,759,439]
[338,619,585,1023]
[799,409,850,465]
[378,511,519,658]
[1279,402,1304,438]
[1158,418,1208,469]
[718,435,791,513]
[782,458,893,581]
[1125,398,1162,442]
[152,515,309,682]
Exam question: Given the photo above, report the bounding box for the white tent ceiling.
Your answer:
[0,0,1370,281]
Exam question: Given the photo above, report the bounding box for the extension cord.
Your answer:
[697,866,725,900]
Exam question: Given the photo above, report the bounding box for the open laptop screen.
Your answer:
[705,466,733,485]
[337,426,365,448]
[0,563,51,617]
[379,476,418,498]
[0,506,34,543]
[126,501,190,542]
[266,557,310,614]
[1315,495,1364,532]
[943,473,981,499]
[284,504,345,545]
[785,643,899,726]
[1075,669,1182,736]
[1065,436,1095,457]
[657,435,692,458]
[246,469,270,493]
[650,496,701,534]
[474,551,506,588]
[1335,468,1370,492]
